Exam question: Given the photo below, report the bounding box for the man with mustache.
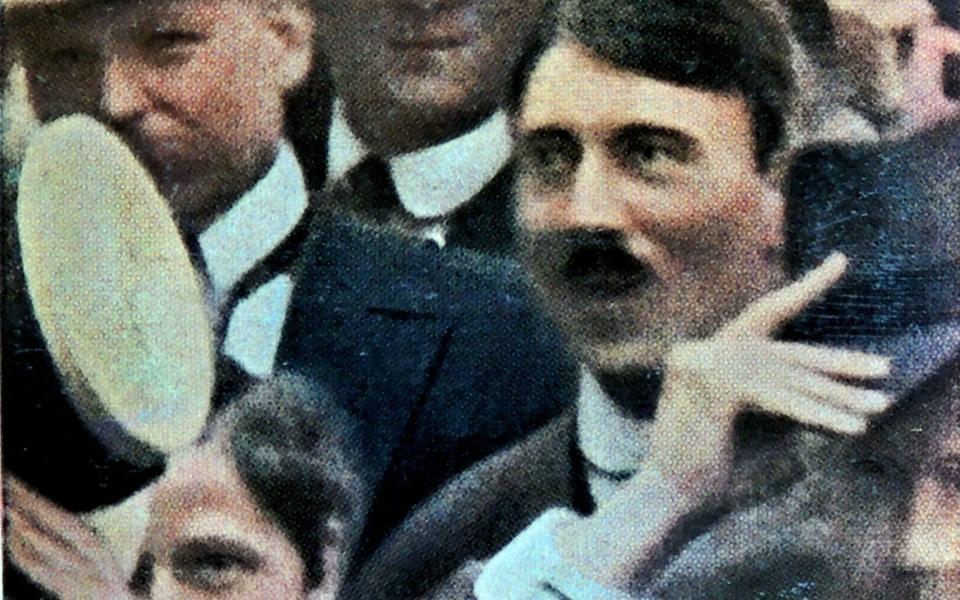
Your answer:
[3,0,574,594]
[342,1,960,597]
[291,0,551,254]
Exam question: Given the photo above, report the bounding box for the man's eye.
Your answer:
[520,132,581,186]
[43,47,98,70]
[144,29,203,56]
[610,128,695,179]
[172,540,261,592]
[616,139,675,173]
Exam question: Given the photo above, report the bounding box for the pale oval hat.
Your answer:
[17,114,215,462]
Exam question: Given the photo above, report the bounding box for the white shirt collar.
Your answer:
[325,99,513,219]
[576,366,652,475]
[198,141,308,306]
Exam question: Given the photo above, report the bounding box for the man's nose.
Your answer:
[900,476,960,571]
[99,56,147,123]
[150,567,179,600]
[567,152,634,231]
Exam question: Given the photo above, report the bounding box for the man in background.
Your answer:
[290,0,552,254]
[4,0,574,594]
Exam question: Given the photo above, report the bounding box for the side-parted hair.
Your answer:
[212,373,366,590]
[507,0,795,171]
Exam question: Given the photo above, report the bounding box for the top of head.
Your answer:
[17,114,214,458]
[5,0,103,21]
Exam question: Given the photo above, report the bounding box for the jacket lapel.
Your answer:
[445,163,517,257]
[276,210,454,490]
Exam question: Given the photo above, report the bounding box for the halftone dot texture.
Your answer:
[17,114,214,457]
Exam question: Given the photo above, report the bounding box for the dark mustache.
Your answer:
[523,229,653,296]
[553,230,649,279]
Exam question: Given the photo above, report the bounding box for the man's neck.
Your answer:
[337,91,499,156]
[176,144,280,234]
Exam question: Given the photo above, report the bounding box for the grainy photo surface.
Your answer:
[2,0,959,598]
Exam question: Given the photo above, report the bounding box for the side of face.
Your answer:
[515,39,785,371]
[317,0,547,119]
[900,408,960,600]
[13,0,313,223]
[133,441,308,599]
[827,0,939,125]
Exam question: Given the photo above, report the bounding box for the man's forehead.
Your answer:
[8,0,220,30]
[7,0,137,26]
[518,38,754,144]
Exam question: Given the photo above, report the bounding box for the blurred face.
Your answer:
[131,440,309,599]
[827,0,938,124]
[318,0,547,117]
[515,39,785,372]
[900,414,960,600]
[12,0,312,224]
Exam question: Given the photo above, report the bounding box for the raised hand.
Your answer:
[5,477,136,600]
[649,252,893,500]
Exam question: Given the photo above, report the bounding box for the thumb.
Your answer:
[719,251,847,338]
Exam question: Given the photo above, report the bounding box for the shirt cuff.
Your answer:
[474,508,637,600]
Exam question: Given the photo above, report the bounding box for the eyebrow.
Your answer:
[128,552,155,596]
[518,127,579,145]
[171,535,264,570]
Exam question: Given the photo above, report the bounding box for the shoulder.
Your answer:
[347,411,576,600]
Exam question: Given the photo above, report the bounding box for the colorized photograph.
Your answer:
[2,0,959,598]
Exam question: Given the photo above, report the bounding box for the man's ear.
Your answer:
[266,1,315,92]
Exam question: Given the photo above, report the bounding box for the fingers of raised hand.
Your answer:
[770,342,891,380]
[7,505,90,572]
[6,512,118,600]
[721,252,847,338]
[754,388,870,435]
[783,371,891,415]
[665,339,892,435]
[5,478,104,564]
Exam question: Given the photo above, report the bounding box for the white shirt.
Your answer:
[476,368,662,600]
[325,99,512,246]
[577,366,652,505]
[197,141,308,379]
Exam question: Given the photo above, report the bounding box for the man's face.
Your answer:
[827,0,938,123]
[13,0,311,223]
[318,0,547,118]
[515,39,785,372]
[899,411,960,600]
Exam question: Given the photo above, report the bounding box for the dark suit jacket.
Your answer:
[2,197,575,596]
[286,92,519,258]
[276,211,576,561]
[348,120,960,600]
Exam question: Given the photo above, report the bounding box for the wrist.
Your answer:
[559,464,710,588]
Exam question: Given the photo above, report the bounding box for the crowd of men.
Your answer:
[2,0,959,598]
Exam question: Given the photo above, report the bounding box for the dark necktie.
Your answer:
[344,155,402,223]
[187,202,315,410]
[339,156,447,249]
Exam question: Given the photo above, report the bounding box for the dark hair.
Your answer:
[213,373,365,590]
[507,0,795,171]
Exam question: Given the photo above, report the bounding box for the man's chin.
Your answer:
[387,69,488,115]
[577,336,669,373]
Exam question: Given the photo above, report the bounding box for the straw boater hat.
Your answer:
[17,115,214,462]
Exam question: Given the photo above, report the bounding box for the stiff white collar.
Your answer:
[576,366,652,476]
[325,99,512,219]
[198,141,308,307]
